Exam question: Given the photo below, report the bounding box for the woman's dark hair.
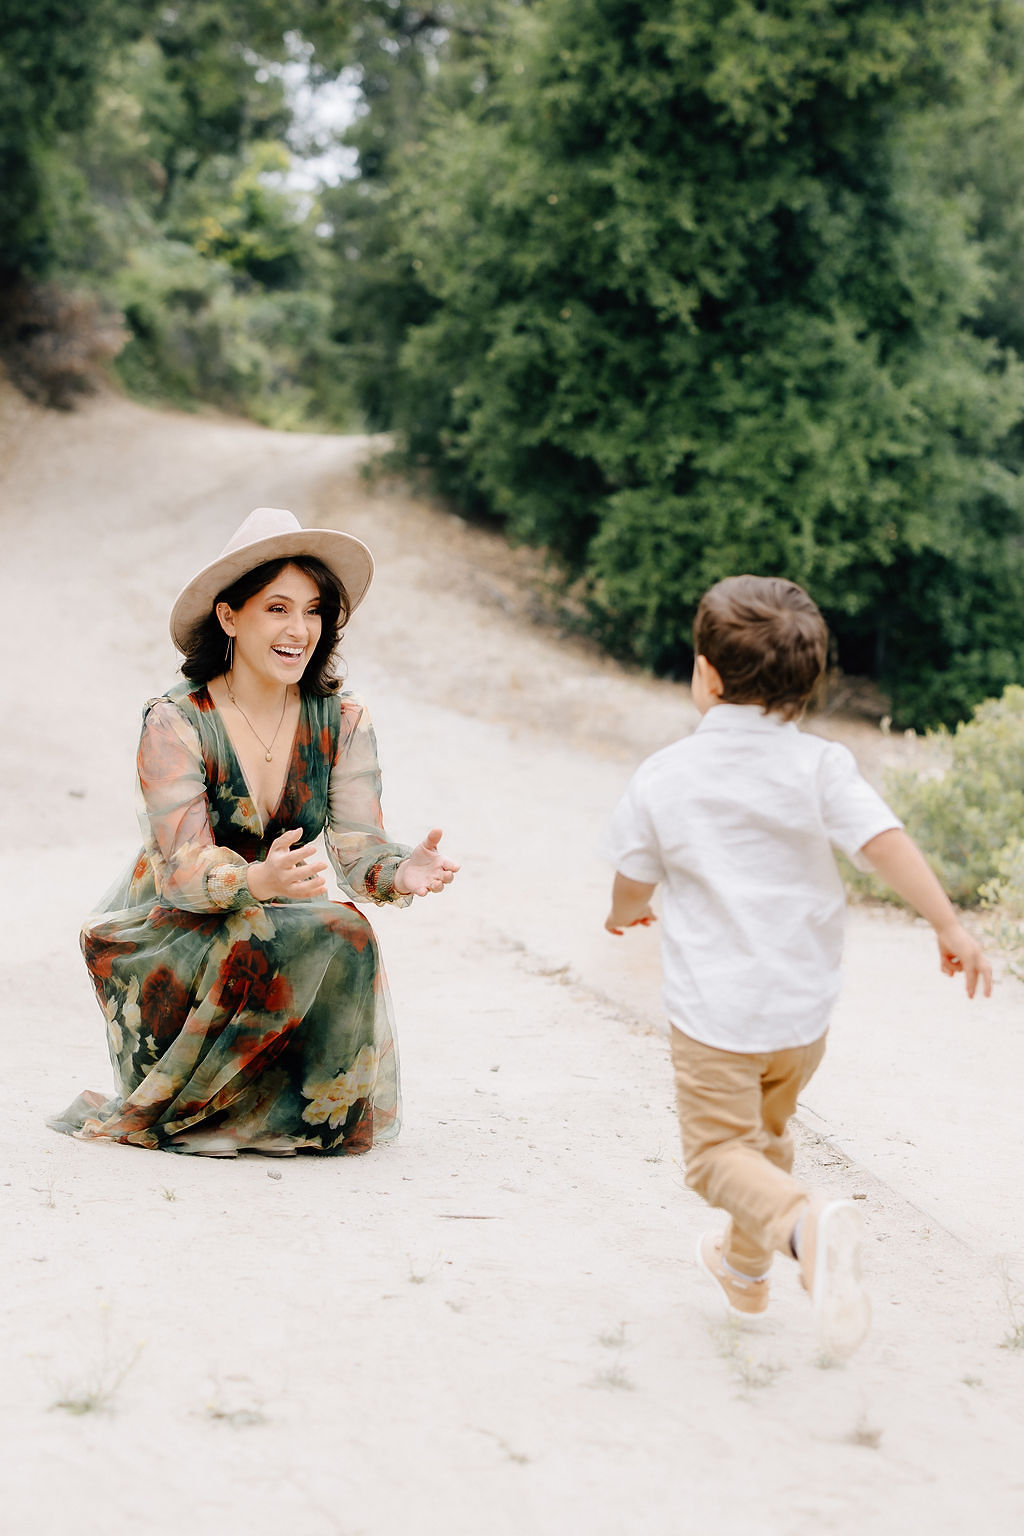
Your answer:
[693,574,828,720]
[180,556,351,696]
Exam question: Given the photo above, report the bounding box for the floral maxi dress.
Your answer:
[48,681,411,1156]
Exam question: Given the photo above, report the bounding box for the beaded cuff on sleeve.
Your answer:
[205,860,252,910]
[362,849,414,908]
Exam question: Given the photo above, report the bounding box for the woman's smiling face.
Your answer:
[217,563,323,686]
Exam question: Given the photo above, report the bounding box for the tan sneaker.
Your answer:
[696,1233,770,1321]
[798,1199,871,1359]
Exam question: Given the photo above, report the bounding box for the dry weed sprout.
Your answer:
[846,1413,883,1449]
[473,1426,531,1464]
[50,1310,143,1416]
[205,1403,269,1427]
[34,1172,59,1209]
[596,1321,629,1349]
[710,1319,785,1392]
[407,1254,440,1285]
[997,1260,1024,1351]
[590,1362,635,1391]
[204,1373,269,1428]
[161,1187,177,1202]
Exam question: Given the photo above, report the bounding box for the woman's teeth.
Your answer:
[274,646,303,659]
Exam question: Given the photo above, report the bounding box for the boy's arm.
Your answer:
[605,872,658,936]
[859,828,992,998]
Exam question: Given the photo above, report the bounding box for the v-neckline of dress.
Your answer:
[204,684,305,836]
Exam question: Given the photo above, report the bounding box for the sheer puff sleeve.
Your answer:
[136,699,252,912]
[326,696,413,906]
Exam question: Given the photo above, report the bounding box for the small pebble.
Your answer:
[267,1170,282,1181]
[852,1192,867,1200]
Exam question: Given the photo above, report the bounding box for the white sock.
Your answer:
[722,1254,767,1284]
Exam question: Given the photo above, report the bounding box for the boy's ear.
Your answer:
[695,654,724,700]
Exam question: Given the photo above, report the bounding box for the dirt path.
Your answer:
[2,386,1022,1535]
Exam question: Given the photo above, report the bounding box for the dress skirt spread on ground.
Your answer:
[48,681,411,1156]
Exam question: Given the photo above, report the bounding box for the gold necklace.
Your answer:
[225,674,290,762]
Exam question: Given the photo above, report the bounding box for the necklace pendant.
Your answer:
[265,751,273,762]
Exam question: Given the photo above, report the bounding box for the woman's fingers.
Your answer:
[284,841,322,868]
[419,830,460,868]
[286,855,326,883]
[271,827,304,852]
[393,828,460,898]
[262,831,327,897]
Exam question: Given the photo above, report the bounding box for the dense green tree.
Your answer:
[0,0,147,282]
[379,0,1024,725]
[318,2,505,427]
[0,0,380,422]
[927,1,1024,364]
[0,0,367,286]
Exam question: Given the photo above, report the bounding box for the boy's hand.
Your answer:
[605,872,658,935]
[935,919,992,999]
[860,829,992,999]
[605,907,657,936]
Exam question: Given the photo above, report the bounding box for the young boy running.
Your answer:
[602,575,991,1358]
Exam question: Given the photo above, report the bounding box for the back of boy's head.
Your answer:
[693,575,828,720]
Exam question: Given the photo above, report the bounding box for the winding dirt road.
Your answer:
[2,383,1022,1536]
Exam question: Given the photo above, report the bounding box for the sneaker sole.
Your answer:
[812,1201,871,1360]
[695,1235,769,1326]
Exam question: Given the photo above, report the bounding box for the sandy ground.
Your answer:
[2,384,1023,1536]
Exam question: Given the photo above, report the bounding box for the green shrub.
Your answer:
[111,240,357,429]
[980,839,1024,980]
[883,684,1024,906]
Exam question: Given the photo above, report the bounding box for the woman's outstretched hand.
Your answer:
[394,828,460,897]
[247,827,328,902]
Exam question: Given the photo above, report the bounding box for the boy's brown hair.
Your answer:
[693,575,828,720]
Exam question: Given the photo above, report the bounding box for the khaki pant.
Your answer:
[669,1025,827,1278]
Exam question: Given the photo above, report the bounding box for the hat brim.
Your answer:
[169,528,374,653]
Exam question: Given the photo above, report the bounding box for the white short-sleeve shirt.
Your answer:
[601,703,902,1052]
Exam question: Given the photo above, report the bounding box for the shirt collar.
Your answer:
[695,702,794,734]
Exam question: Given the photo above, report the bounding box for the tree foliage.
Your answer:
[0,0,145,280]
[375,0,1024,726]
[0,0,379,425]
[316,2,505,428]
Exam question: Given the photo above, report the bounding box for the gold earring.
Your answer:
[226,636,234,673]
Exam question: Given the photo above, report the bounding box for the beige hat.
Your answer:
[169,507,374,652]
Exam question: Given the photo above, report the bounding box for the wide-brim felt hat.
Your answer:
[169,507,374,653]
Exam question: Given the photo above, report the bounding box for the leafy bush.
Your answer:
[981,839,1024,981]
[112,240,357,429]
[884,685,1024,906]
